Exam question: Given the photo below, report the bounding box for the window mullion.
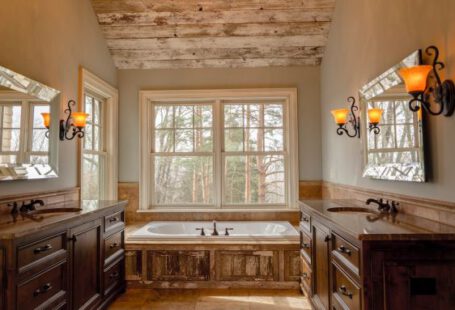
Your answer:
[214,99,222,209]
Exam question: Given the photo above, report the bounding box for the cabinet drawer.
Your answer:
[332,233,359,274]
[104,259,124,296]
[105,211,124,234]
[17,232,66,272]
[300,210,311,233]
[300,256,312,295]
[17,262,67,310]
[104,230,124,265]
[332,263,361,310]
[300,231,312,264]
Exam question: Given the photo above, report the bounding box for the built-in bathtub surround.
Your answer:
[124,221,300,289]
[129,221,299,243]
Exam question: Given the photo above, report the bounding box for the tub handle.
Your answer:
[225,228,234,236]
[196,228,206,236]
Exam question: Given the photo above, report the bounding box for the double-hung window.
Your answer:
[141,89,298,210]
[82,92,106,200]
[0,100,49,165]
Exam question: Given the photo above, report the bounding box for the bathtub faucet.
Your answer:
[212,220,219,236]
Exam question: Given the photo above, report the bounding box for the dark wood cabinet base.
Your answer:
[0,201,126,310]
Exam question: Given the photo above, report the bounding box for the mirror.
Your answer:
[0,65,60,181]
[360,51,426,182]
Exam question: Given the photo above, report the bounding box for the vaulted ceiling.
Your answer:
[91,0,335,69]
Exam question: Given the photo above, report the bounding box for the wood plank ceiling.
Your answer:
[91,0,336,69]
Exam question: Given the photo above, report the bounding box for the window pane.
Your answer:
[155,129,174,152]
[224,128,243,151]
[84,123,93,150]
[175,129,193,152]
[264,104,283,127]
[246,128,263,151]
[1,105,21,128]
[30,155,48,165]
[264,129,284,151]
[82,154,103,200]
[175,105,193,128]
[0,155,16,164]
[224,105,243,127]
[244,104,260,127]
[396,125,415,148]
[224,155,285,204]
[94,125,101,151]
[376,125,395,148]
[194,129,213,152]
[1,129,20,151]
[32,129,49,152]
[395,100,414,124]
[32,105,49,128]
[155,106,173,128]
[154,156,213,205]
[194,105,212,128]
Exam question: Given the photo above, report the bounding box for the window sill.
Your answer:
[137,208,299,213]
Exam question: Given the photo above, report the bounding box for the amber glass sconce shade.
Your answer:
[59,100,89,141]
[367,108,383,134]
[331,97,360,138]
[399,46,455,117]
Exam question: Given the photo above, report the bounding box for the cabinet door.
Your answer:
[312,221,331,310]
[70,220,102,310]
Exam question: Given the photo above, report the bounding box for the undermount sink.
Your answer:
[326,207,375,214]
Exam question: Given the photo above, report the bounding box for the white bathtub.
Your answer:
[128,221,299,243]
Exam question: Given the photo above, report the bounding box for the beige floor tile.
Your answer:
[195,301,249,310]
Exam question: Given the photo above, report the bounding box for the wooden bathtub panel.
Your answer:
[147,250,210,281]
[215,250,279,281]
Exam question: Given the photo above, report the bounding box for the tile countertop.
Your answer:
[299,200,455,241]
[0,200,127,240]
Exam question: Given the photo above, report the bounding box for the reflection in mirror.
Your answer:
[0,65,60,181]
[360,51,426,182]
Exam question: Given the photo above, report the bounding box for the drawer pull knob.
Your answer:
[33,283,52,296]
[34,244,52,254]
[302,243,310,249]
[302,217,309,222]
[324,235,331,242]
[110,271,120,279]
[110,242,119,249]
[302,272,309,279]
[337,245,352,256]
[339,285,353,299]
[109,217,118,223]
[68,236,77,242]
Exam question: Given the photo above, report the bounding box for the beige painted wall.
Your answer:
[321,0,455,202]
[0,0,117,196]
[118,66,322,182]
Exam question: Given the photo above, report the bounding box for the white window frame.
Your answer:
[139,88,299,211]
[79,68,118,200]
[0,91,50,164]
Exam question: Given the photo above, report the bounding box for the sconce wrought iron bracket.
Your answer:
[60,100,85,141]
[368,123,381,135]
[336,96,360,138]
[409,46,455,117]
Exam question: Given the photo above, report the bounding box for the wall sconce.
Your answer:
[331,97,383,138]
[399,45,455,116]
[367,108,383,134]
[41,100,89,141]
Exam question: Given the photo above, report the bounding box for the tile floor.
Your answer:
[109,289,311,310]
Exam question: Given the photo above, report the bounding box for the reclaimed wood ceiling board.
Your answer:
[91,0,336,69]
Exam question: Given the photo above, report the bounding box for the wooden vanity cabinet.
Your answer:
[0,203,125,310]
[299,203,455,310]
